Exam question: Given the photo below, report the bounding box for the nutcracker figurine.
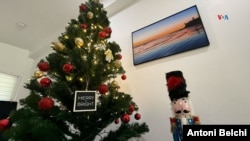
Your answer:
[166,70,200,141]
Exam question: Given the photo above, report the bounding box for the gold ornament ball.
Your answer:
[87,12,94,19]
[75,37,84,48]
[111,80,118,87]
[34,70,44,78]
[51,42,65,51]
[114,60,122,68]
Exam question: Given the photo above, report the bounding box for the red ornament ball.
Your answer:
[40,77,52,87]
[0,118,10,131]
[63,63,74,73]
[116,54,122,60]
[121,74,127,80]
[104,27,112,37]
[38,97,54,110]
[79,4,86,12]
[121,114,130,123]
[98,84,108,94]
[128,104,135,113]
[134,113,141,120]
[80,23,87,29]
[38,61,50,72]
[104,27,112,34]
[99,31,107,39]
[114,118,119,124]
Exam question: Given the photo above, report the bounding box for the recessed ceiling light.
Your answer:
[16,22,27,31]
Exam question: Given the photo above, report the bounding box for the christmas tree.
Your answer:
[0,0,149,140]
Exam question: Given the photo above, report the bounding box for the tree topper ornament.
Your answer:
[166,70,200,141]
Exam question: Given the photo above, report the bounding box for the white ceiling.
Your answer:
[0,0,139,59]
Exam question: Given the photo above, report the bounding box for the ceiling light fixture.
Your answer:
[16,22,27,31]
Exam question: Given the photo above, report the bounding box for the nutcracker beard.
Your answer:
[175,110,191,126]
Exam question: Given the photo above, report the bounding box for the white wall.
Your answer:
[0,42,34,108]
[109,0,250,140]
[1,0,250,140]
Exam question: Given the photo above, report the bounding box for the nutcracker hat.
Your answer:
[166,70,190,101]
